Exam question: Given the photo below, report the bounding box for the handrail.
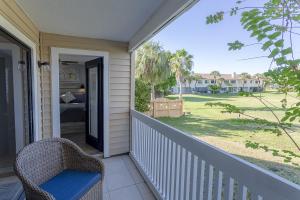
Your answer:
[130,109,300,200]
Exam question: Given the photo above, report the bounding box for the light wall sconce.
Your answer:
[38,61,51,71]
[18,60,26,71]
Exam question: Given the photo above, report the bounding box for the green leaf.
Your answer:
[268,32,281,40]
[272,0,281,5]
[262,41,273,51]
[274,39,284,48]
[290,59,300,66]
[263,26,273,32]
[257,34,267,41]
[251,30,261,37]
[268,48,280,58]
[275,57,286,65]
[281,47,292,56]
[258,21,269,28]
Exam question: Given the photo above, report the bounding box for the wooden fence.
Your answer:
[146,98,183,118]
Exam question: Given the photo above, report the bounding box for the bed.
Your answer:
[60,92,86,135]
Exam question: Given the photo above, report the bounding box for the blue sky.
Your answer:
[151,0,279,74]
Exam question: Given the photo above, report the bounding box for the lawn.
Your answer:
[158,91,300,184]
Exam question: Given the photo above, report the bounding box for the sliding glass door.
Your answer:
[0,29,33,175]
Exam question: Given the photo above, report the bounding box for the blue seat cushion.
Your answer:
[40,169,101,200]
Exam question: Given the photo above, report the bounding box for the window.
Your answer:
[211,80,215,84]
[205,80,208,84]
[231,80,236,84]
[244,80,247,84]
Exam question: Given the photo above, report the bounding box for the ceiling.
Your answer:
[16,0,165,42]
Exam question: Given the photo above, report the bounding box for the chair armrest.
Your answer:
[61,139,105,179]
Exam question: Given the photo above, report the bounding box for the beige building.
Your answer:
[174,73,264,94]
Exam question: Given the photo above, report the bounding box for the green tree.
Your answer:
[135,78,151,112]
[206,0,300,152]
[209,71,221,93]
[193,73,203,89]
[136,42,171,100]
[210,70,221,85]
[170,49,194,99]
[155,73,177,97]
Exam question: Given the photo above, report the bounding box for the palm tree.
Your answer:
[136,42,171,100]
[185,71,196,92]
[193,73,202,89]
[240,72,251,91]
[170,49,193,99]
[210,71,221,85]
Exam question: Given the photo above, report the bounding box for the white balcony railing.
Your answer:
[130,110,300,200]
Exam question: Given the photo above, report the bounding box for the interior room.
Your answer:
[59,54,100,155]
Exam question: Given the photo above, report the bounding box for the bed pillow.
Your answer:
[61,92,76,104]
[70,93,86,103]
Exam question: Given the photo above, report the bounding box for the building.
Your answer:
[173,72,264,94]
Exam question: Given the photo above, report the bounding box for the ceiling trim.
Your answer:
[128,0,199,52]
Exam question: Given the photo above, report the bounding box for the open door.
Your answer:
[85,58,103,151]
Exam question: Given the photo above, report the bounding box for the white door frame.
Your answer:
[0,15,41,141]
[51,47,110,157]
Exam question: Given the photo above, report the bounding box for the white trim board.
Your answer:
[51,47,110,157]
[0,14,41,142]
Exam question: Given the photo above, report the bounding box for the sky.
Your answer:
[151,0,298,75]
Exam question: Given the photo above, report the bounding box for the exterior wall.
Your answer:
[40,32,131,156]
[0,1,39,45]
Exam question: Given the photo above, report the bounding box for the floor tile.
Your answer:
[136,182,156,199]
[103,156,127,175]
[128,166,144,184]
[106,170,135,191]
[109,185,143,200]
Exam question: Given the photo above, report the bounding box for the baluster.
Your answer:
[213,170,223,200]
[180,149,187,200]
[155,131,159,187]
[185,151,192,200]
[170,142,176,200]
[206,164,214,200]
[146,125,150,174]
[141,123,145,168]
[224,175,234,200]
[199,160,206,200]
[149,128,153,179]
[159,134,164,193]
[137,120,140,162]
[237,184,247,200]
[190,155,198,200]
[166,139,172,200]
[163,137,168,198]
[175,145,181,200]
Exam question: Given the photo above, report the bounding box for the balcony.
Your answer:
[130,110,300,200]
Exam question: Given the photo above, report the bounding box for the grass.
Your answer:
[158,91,300,184]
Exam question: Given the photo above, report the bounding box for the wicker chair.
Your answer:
[14,138,104,200]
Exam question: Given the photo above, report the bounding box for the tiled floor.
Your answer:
[102,155,156,200]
